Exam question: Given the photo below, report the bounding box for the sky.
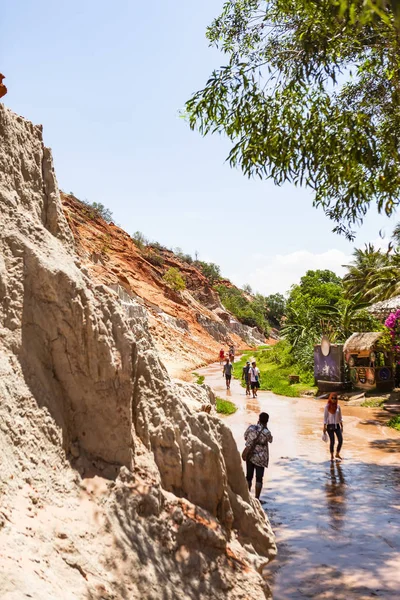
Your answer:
[1,0,397,295]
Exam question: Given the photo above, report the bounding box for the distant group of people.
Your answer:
[219,345,235,365]
[241,360,260,398]
[219,347,261,396]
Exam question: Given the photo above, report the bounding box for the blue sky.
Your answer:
[1,0,396,294]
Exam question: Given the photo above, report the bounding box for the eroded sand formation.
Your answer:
[0,104,276,599]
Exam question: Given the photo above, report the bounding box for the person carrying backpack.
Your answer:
[243,412,273,499]
[242,361,251,396]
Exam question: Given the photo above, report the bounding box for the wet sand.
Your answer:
[199,362,400,600]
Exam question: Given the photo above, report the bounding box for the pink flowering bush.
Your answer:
[385,309,400,332]
[384,310,400,362]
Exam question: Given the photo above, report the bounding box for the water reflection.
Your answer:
[325,461,347,530]
[197,361,400,599]
[245,397,260,413]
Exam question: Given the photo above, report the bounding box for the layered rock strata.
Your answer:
[0,104,276,599]
[62,194,269,376]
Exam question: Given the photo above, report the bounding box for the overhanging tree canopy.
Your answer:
[186,0,400,238]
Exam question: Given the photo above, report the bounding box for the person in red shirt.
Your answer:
[219,348,225,365]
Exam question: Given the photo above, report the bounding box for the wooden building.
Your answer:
[343,332,394,392]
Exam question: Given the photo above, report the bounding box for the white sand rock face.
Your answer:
[0,104,276,599]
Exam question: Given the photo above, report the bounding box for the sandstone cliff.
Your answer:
[0,104,276,599]
[61,194,267,378]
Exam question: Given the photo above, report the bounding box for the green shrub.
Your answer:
[388,415,400,431]
[216,397,237,415]
[83,201,114,223]
[132,231,148,250]
[174,248,194,264]
[145,249,164,267]
[151,241,167,251]
[263,340,295,367]
[163,267,186,292]
[181,253,193,264]
[198,261,221,284]
[193,373,205,385]
[361,398,385,407]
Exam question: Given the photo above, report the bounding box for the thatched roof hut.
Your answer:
[368,296,400,319]
[343,332,384,354]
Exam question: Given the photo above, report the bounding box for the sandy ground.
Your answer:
[199,362,400,600]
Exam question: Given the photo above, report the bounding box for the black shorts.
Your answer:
[225,375,232,381]
[251,381,260,389]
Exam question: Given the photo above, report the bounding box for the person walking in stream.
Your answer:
[242,361,251,396]
[219,348,225,365]
[249,361,260,398]
[223,358,233,390]
[243,412,273,499]
[323,393,344,462]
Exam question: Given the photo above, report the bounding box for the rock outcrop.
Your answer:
[0,74,7,99]
[0,104,276,599]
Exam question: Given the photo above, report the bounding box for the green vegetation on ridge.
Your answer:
[215,285,271,335]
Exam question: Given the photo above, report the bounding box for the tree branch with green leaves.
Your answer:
[186,0,400,238]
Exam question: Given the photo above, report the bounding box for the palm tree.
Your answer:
[392,223,400,248]
[315,297,373,341]
[281,306,321,347]
[367,253,400,301]
[343,244,390,302]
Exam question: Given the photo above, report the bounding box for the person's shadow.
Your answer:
[325,461,347,531]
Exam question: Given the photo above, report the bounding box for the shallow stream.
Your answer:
[198,362,400,600]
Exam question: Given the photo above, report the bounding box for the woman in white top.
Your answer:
[323,393,343,461]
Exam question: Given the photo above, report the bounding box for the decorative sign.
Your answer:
[366,368,375,385]
[358,367,367,384]
[378,367,391,382]
[350,368,358,384]
[321,335,331,357]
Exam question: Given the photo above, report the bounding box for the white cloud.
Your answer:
[229,248,352,295]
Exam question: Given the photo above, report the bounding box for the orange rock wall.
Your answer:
[62,194,255,377]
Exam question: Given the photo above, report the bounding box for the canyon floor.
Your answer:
[199,362,400,600]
